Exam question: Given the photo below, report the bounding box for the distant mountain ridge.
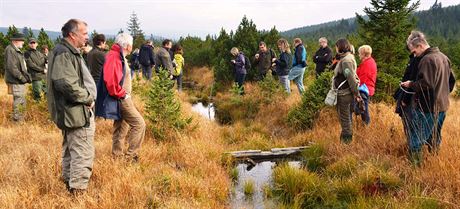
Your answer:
[0,27,62,40]
[282,4,460,41]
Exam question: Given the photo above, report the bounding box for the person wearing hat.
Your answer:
[25,38,47,101]
[4,32,32,122]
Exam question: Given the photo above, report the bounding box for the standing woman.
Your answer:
[172,44,185,92]
[333,39,360,143]
[289,38,307,94]
[230,47,246,95]
[355,45,377,125]
[273,38,292,93]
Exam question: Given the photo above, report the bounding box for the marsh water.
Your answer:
[191,102,215,121]
[230,161,301,209]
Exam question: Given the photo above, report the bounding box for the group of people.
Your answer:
[229,31,455,166]
[3,18,456,196]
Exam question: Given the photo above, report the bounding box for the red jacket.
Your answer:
[357,57,377,96]
[103,44,126,99]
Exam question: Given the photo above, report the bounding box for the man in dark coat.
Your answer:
[138,40,155,80]
[313,37,333,78]
[87,33,106,85]
[25,38,47,101]
[254,41,276,80]
[4,33,31,121]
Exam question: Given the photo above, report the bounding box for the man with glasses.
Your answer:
[47,19,96,195]
[25,38,47,101]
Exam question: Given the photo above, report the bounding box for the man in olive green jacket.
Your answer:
[47,19,96,195]
[25,38,47,101]
[4,33,31,122]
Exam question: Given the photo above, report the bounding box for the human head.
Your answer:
[335,38,351,54]
[406,30,430,57]
[28,38,38,50]
[173,44,183,55]
[115,33,133,55]
[293,38,303,47]
[319,37,328,48]
[61,19,89,49]
[277,38,290,53]
[92,34,106,49]
[145,40,153,46]
[41,45,49,54]
[10,33,25,49]
[259,41,267,52]
[358,45,372,60]
[162,39,172,49]
[230,47,239,56]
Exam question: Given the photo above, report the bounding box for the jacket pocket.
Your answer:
[62,104,89,129]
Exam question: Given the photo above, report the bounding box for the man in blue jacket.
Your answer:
[138,40,155,80]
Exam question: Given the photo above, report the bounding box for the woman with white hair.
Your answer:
[354,45,377,125]
[96,33,146,163]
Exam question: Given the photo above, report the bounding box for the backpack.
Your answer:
[244,55,251,70]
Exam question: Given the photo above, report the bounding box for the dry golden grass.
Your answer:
[1,66,459,208]
[0,80,229,209]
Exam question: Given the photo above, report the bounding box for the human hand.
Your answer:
[88,101,95,109]
[255,54,259,59]
[400,81,411,88]
[272,58,276,62]
[231,60,236,64]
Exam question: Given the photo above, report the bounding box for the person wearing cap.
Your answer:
[4,33,32,122]
[25,38,47,101]
[47,19,96,195]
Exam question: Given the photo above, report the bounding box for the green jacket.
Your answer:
[47,39,94,130]
[4,44,31,84]
[25,48,47,81]
[333,53,360,97]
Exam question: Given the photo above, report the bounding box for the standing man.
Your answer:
[401,30,456,166]
[4,33,31,122]
[139,40,155,80]
[254,41,276,80]
[47,19,96,194]
[313,37,333,78]
[96,33,146,162]
[155,39,174,76]
[25,38,47,101]
[87,33,107,84]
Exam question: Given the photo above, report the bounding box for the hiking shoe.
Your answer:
[340,134,352,144]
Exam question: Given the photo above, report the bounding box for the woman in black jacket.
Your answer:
[272,38,292,93]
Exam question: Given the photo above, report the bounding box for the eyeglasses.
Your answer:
[30,42,36,44]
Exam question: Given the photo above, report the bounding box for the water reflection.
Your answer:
[231,161,301,209]
[191,102,215,121]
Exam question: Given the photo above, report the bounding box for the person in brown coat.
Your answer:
[401,30,456,166]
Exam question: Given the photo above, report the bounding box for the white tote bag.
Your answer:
[324,79,347,106]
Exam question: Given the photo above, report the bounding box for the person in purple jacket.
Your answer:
[230,47,246,95]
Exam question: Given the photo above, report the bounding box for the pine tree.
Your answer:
[145,69,191,140]
[6,25,19,40]
[0,32,7,75]
[356,0,420,101]
[127,12,144,38]
[233,15,260,80]
[90,30,99,44]
[260,26,281,50]
[117,28,124,34]
[37,28,54,50]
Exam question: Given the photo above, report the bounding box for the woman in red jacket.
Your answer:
[355,45,377,125]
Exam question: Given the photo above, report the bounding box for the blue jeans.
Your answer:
[279,75,290,93]
[173,73,183,92]
[408,110,446,152]
[235,73,246,95]
[288,66,305,94]
[141,65,152,80]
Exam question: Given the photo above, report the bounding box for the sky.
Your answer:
[1,0,459,39]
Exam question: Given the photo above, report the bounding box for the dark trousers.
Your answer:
[235,72,246,95]
[141,65,152,80]
[173,73,183,92]
[352,92,370,125]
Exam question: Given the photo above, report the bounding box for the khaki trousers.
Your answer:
[62,113,95,190]
[112,98,146,157]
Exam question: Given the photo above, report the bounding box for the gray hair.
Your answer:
[319,37,328,43]
[115,33,133,49]
[61,19,87,38]
[407,30,429,48]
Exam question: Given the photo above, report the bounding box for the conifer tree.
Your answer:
[37,28,54,50]
[356,0,420,101]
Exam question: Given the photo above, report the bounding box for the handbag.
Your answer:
[325,79,347,106]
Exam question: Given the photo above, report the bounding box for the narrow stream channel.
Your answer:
[191,102,215,121]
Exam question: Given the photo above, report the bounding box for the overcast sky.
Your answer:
[1,0,458,38]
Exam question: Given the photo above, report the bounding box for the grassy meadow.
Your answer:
[0,67,459,208]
